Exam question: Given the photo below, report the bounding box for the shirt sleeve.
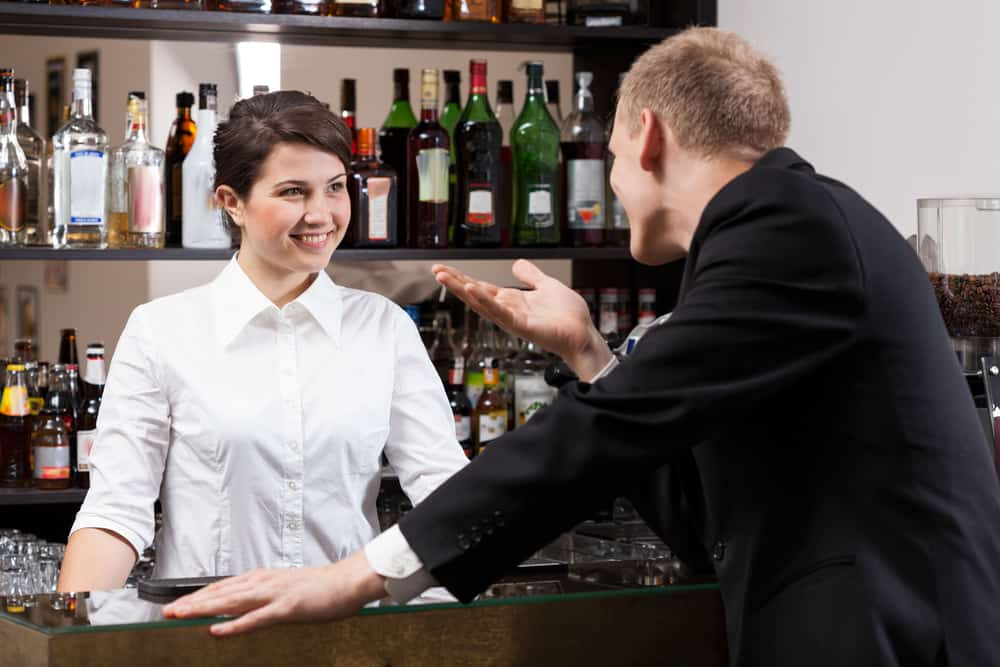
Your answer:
[70,305,171,559]
[590,356,620,382]
[364,525,439,603]
[382,306,469,506]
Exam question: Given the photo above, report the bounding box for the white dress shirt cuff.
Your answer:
[590,356,620,383]
[365,525,439,604]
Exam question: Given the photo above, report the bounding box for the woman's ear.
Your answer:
[215,185,243,228]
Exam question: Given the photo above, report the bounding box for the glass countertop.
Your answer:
[0,582,720,636]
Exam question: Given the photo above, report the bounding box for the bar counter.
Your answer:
[1,581,726,666]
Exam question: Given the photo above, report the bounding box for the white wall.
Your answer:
[719,0,1000,237]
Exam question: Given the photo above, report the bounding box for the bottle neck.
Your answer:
[83,358,106,387]
[421,107,439,123]
[19,101,29,128]
[575,88,594,114]
[393,81,410,104]
[72,86,93,120]
[446,83,461,106]
[178,106,192,121]
[127,111,148,144]
[1,85,17,135]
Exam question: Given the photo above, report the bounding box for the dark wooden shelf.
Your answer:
[0,246,631,261]
[0,4,677,51]
[0,487,87,506]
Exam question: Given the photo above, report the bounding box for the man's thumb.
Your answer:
[511,259,548,289]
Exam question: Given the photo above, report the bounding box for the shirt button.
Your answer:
[288,480,299,491]
[288,521,300,531]
[712,540,726,562]
[457,534,471,551]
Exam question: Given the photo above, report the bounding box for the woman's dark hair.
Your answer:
[213,90,353,241]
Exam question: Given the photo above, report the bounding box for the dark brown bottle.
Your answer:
[0,364,32,488]
[473,359,507,455]
[58,328,79,368]
[164,92,197,247]
[340,79,357,156]
[379,69,418,236]
[407,68,450,248]
[31,410,71,490]
[348,128,398,248]
[76,343,105,489]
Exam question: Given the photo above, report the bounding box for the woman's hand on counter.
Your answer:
[431,260,612,380]
[161,550,387,636]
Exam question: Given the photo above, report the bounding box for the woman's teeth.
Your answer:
[296,233,328,244]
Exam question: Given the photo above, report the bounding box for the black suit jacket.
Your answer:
[399,148,1000,666]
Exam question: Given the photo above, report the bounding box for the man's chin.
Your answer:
[630,237,686,266]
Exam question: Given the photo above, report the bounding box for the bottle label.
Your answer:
[467,187,494,226]
[77,428,97,472]
[466,371,484,406]
[478,412,507,445]
[512,0,542,8]
[69,149,107,225]
[0,386,29,417]
[483,367,499,385]
[0,178,24,232]
[448,364,464,386]
[527,186,554,228]
[567,159,605,229]
[416,148,449,203]
[515,374,557,426]
[127,165,164,233]
[454,415,471,442]
[367,176,391,241]
[33,445,70,480]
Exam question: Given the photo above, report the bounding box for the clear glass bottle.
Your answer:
[0,71,27,247]
[512,61,560,247]
[13,79,46,247]
[512,340,556,427]
[466,317,501,407]
[182,83,229,249]
[109,93,165,249]
[53,68,109,249]
[561,71,606,247]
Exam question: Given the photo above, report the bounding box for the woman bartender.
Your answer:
[58,91,468,589]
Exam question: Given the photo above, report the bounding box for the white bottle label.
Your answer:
[567,159,605,229]
[416,148,449,203]
[77,428,97,472]
[455,415,471,442]
[127,165,164,233]
[514,374,557,427]
[33,445,70,480]
[478,413,507,444]
[467,188,494,226]
[367,176,391,241]
[69,149,106,225]
[528,187,553,227]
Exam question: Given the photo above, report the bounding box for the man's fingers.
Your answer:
[209,603,282,637]
[510,259,548,289]
[165,582,266,618]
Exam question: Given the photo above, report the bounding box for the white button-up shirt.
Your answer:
[72,258,468,578]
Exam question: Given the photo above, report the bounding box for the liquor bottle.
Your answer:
[53,68,108,249]
[607,72,629,247]
[340,79,357,156]
[446,0,501,21]
[76,343,105,490]
[217,0,272,11]
[329,0,381,15]
[454,59,502,248]
[446,356,474,459]
[183,84,229,249]
[473,360,507,455]
[598,287,620,346]
[512,61,560,247]
[347,127,398,248]
[58,328,80,369]
[512,340,556,426]
[394,0,444,18]
[495,80,515,247]
[273,0,323,13]
[379,69,418,235]
[440,69,461,221]
[566,0,636,26]
[31,405,71,490]
[110,93,166,249]
[544,0,563,23]
[506,0,543,23]
[164,92,197,247]
[37,362,50,403]
[24,361,43,417]
[0,71,28,247]
[43,364,77,485]
[13,79,46,247]
[0,364,32,488]
[545,79,563,124]
[466,317,501,406]
[458,304,476,361]
[407,68,450,249]
[561,71,606,247]
[427,309,457,383]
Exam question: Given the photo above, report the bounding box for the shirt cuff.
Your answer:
[365,525,439,604]
[590,356,620,383]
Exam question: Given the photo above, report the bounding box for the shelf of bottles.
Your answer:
[0,2,679,50]
[1,50,634,260]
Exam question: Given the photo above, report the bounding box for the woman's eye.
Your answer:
[328,182,345,193]
[281,187,304,197]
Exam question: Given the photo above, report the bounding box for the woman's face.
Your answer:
[224,142,350,277]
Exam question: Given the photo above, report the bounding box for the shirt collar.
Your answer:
[212,257,343,348]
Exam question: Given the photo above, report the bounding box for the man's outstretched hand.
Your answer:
[431,259,612,381]
[161,550,385,637]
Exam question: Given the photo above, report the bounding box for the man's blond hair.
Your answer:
[619,27,790,160]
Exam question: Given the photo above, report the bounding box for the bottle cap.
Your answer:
[443,70,461,85]
[176,91,195,108]
[575,71,593,91]
[129,90,147,101]
[393,68,409,85]
[357,127,376,156]
[340,78,356,111]
[72,68,91,84]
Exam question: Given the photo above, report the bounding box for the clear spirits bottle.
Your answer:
[53,68,109,249]
[0,71,28,247]
[109,93,165,249]
[182,83,229,249]
[13,79,46,247]
[561,71,606,247]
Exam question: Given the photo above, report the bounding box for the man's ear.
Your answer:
[638,108,664,172]
[215,185,243,228]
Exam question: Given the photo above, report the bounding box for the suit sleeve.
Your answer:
[399,179,866,602]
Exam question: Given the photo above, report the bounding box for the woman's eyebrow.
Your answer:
[272,173,347,188]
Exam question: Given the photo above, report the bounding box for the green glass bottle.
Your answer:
[454,59,503,247]
[378,69,418,240]
[440,69,462,240]
[511,61,561,247]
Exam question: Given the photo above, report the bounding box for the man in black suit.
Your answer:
[166,27,1000,666]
